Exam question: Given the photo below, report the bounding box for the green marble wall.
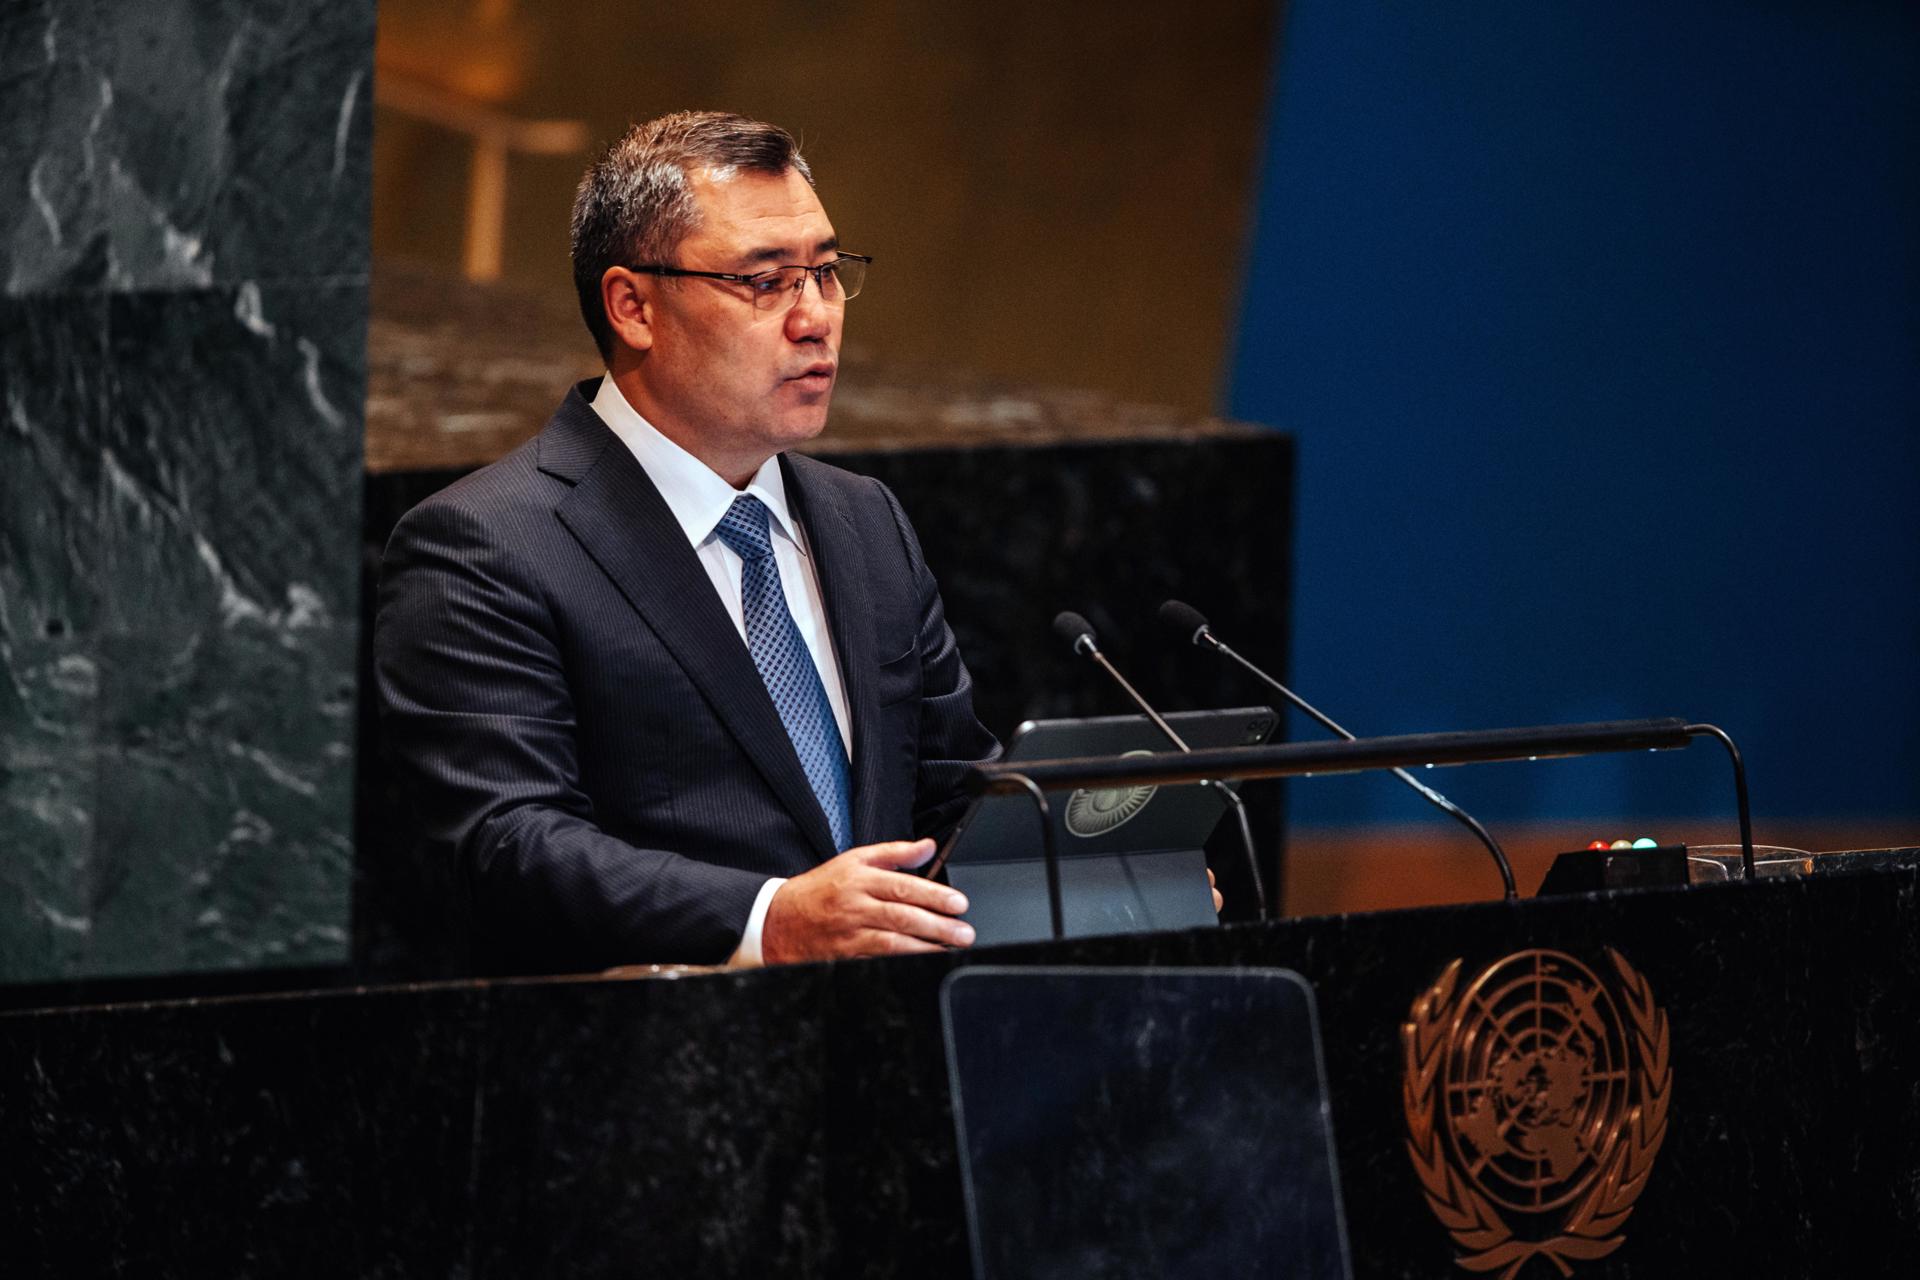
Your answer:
[0,0,374,981]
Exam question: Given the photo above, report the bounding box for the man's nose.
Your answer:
[785,273,835,339]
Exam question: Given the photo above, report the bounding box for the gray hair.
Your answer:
[569,111,814,360]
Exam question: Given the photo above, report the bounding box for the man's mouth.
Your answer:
[788,362,836,387]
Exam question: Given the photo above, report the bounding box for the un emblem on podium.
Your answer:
[1401,948,1671,1278]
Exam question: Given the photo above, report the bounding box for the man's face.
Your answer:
[630,167,843,477]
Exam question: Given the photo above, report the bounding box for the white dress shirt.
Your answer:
[589,374,852,967]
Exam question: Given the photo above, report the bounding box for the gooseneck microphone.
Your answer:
[1053,612,1191,750]
[1157,599,1518,900]
[1052,611,1268,920]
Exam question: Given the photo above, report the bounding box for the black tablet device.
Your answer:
[935,706,1276,946]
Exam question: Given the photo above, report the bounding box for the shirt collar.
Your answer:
[589,373,804,554]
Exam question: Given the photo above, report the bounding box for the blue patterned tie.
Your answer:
[713,495,853,852]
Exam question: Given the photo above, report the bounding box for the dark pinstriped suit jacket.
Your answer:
[375,381,999,974]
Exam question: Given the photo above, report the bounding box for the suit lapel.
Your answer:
[783,455,885,847]
[540,389,840,860]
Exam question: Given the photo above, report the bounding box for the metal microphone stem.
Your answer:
[1202,632,1519,901]
[1084,648,1269,920]
[1087,650,1191,749]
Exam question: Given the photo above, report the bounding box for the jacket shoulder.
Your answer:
[393,385,614,530]
[785,449,881,494]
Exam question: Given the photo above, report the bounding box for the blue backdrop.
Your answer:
[1229,2,1918,825]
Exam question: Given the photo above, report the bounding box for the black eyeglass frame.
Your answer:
[628,253,872,306]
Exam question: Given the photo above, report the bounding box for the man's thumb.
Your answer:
[859,838,938,870]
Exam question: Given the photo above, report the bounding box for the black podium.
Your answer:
[3,848,1917,1278]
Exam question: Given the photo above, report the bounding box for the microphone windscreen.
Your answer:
[1052,610,1096,652]
[1157,599,1209,641]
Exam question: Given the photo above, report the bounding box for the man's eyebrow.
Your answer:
[737,235,840,267]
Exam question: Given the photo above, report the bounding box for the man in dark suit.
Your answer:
[375,111,999,974]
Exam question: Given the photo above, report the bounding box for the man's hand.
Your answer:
[761,839,975,964]
[1209,867,1223,914]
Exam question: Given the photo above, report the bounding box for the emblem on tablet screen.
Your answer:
[1401,948,1671,1278]
[1064,750,1157,836]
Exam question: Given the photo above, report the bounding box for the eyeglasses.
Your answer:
[630,254,871,312]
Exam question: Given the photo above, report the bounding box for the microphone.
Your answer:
[1157,599,1518,900]
[1052,610,1099,658]
[1052,611,1268,920]
[1053,612,1190,750]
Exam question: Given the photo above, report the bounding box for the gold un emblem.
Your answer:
[1401,948,1671,1278]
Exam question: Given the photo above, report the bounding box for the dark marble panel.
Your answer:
[103,283,366,623]
[0,294,108,980]
[814,949,971,1276]
[0,292,108,627]
[2,283,366,982]
[0,622,99,980]
[74,282,367,977]
[0,984,485,1278]
[833,438,1294,739]
[0,961,355,1016]
[0,0,374,295]
[471,969,840,1277]
[1,0,373,987]
[86,620,358,974]
[1,866,1918,1276]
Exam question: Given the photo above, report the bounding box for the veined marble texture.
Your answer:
[0,0,373,983]
[0,0,371,295]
